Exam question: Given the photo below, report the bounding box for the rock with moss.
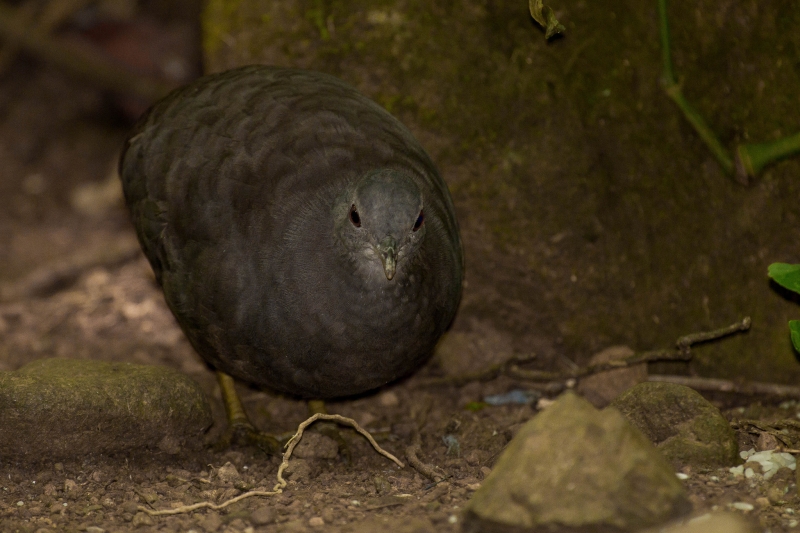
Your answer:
[611,382,739,468]
[0,358,211,459]
[462,391,690,532]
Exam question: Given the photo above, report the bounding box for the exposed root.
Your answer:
[405,434,446,482]
[139,412,403,516]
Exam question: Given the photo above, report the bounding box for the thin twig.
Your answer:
[507,349,687,382]
[416,318,751,388]
[649,374,800,399]
[405,434,446,482]
[676,316,751,351]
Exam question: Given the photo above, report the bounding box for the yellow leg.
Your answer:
[214,371,280,455]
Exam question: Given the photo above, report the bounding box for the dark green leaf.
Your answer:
[790,321,800,354]
[768,263,800,294]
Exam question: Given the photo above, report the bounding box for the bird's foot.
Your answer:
[212,420,282,455]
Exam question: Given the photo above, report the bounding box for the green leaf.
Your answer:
[790,320,800,354]
[768,263,800,294]
[528,0,565,40]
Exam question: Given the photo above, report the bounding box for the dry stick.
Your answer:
[676,316,751,351]
[139,413,404,517]
[417,317,751,388]
[649,375,800,399]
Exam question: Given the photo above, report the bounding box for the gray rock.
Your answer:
[463,391,690,533]
[611,382,739,468]
[0,358,211,460]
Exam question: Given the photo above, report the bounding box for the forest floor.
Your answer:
[1,28,800,533]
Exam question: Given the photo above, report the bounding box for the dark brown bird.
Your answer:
[120,66,463,446]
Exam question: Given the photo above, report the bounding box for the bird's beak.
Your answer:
[377,236,397,280]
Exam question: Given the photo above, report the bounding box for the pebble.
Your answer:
[250,505,276,525]
[309,516,325,527]
[216,462,241,484]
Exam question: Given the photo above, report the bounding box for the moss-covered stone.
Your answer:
[463,391,690,532]
[611,382,739,468]
[0,358,212,460]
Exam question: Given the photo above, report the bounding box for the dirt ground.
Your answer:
[2,9,800,533]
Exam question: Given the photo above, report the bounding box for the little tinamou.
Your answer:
[120,66,463,404]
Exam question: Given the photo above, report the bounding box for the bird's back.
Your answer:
[120,66,462,398]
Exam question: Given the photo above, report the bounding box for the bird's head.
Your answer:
[334,169,425,281]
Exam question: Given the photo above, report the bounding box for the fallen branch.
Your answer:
[139,413,403,517]
[416,318,751,388]
[676,316,751,352]
[649,375,800,399]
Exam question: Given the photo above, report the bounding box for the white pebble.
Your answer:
[731,502,754,511]
[675,473,689,480]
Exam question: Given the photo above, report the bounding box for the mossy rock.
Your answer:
[611,382,739,468]
[0,358,212,460]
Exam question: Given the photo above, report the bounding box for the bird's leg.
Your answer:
[213,371,281,455]
[307,399,352,464]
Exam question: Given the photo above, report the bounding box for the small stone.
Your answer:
[292,432,338,460]
[309,516,325,527]
[249,505,276,525]
[198,511,222,532]
[283,458,312,480]
[216,462,241,484]
[379,390,400,407]
[731,502,754,511]
[86,527,105,533]
[374,475,391,494]
[756,432,780,451]
[132,512,154,527]
[576,345,646,407]
[121,501,139,514]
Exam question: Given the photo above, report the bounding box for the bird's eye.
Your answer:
[349,205,361,227]
[413,210,424,231]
